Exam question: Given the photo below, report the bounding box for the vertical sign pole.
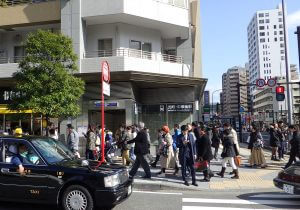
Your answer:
[101,70,105,163]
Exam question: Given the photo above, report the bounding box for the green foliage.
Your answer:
[10,30,85,118]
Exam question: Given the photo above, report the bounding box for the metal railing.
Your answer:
[0,0,54,7]
[0,56,24,64]
[84,48,183,64]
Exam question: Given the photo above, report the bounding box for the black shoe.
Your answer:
[150,163,157,168]
[192,182,198,186]
[184,181,189,186]
[200,178,210,182]
[142,175,151,179]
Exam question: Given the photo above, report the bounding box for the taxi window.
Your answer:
[3,140,44,166]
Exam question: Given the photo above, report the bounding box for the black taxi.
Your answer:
[0,135,132,210]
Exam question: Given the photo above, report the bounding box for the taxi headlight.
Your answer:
[104,174,120,187]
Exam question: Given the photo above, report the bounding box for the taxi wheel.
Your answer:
[62,185,94,210]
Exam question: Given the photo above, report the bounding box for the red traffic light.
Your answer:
[276,86,285,93]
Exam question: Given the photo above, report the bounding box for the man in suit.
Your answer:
[127,122,151,179]
[197,126,214,182]
[177,125,198,186]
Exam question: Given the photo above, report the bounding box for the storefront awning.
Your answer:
[0,105,32,114]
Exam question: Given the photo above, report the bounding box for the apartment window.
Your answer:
[278,11,282,16]
[259,26,265,30]
[259,32,265,36]
[280,43,285,48]
[279,18,283,22]
[279,31,283,35]
[281,50,285,54]
[259,20,264,24]
[265,13,269,17]
[274,25,277,29]
[98,39,113,57]
[274,31,277,35]
[129,40,141,50]
[260,38,265,43]
[281,56,285,60]
[259,13,264,17]
[266,19,270,23]
[280,37,284,41]
[279,24,283,28]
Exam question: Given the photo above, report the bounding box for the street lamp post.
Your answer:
[211,89,222,117]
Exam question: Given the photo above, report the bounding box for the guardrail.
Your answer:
[84,48,183,64]
[0,0,54,7]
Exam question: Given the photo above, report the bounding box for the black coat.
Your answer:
[211,131,221,148]
[177,133,197,164]
[290,131,300,156]
[248,131,263,150]
[269,128,280,147]
[127,130,149,155]
[222,136,236,158]
[196,134,213,161]
[193,127,201,140]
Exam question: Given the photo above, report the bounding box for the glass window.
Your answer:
[279,31,283,35]
[280,37,284,41]
[260,38,265,43]
[32,138,74,164]
[265,13,269,17]
[279,24,283,28]
[14,46,25,63]
[274,25,277,29]
[279,18,283,22]
[98,39,113,57]
[274,31,277,35]
[259,32,265,36]
[259,26,265,30]
[266,19,270,23]
[278,11,282,16]
[259,20,264,24]
[129,40,141,50]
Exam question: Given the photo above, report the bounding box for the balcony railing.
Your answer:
[0,0,54,7]
[0,56,24,64]
[84,48,183,64]
[154,0,188,9]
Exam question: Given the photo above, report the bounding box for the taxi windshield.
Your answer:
[31,138,74,164]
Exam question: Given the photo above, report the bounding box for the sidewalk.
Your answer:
[131,144,288,192]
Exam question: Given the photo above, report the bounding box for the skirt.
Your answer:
[249,147,266,166]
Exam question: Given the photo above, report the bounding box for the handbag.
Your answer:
[234,156,242,167]
[162,145,169,157]
[194,160,208,172]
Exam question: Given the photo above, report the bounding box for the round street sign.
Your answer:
[256,79,266,88]
[267,78,277,87]
[102,61,110,82]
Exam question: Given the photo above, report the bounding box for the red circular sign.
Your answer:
[256,79,266,88]
[102,61,110,82]
[267,78,277,87]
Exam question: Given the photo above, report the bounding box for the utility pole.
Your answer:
[282,0,293,125]
[237,83,242,142]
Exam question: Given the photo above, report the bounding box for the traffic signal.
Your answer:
[276,86,285,101]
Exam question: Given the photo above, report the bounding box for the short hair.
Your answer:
[67,124,74,129]
[162,125,170,133]
[192,122,198,127]
[138,122,145,129]
[199,126,206,132]
[181,125,188,131]
[223,122,231,127]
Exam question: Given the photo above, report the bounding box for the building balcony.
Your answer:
[0,56,22,78]
[81,48,191,77]
[81,0,189,39]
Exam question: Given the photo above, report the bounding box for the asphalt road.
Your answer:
[1,189,300,210]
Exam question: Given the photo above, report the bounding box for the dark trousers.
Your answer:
[214,147,219,158]
[278,141,284,159]
[86,149,95,160]
[181,157,196,183]
[129,154,151,177]
[285,153,297,169]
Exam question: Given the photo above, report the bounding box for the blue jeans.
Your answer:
[86,149,95,160]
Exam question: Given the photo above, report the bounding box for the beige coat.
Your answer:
[160,133,175,169]
[228,128,240,155]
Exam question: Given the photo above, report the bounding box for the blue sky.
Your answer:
[201,0,300,102]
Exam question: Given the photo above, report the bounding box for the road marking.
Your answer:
[250,193,300,198]
[133,190,182,195]
[182,207,270,210]
[182,198,300,205]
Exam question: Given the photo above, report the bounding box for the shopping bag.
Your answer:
[234,156,242,167]
[194,161,208,172]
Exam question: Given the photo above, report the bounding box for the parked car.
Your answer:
[0,135,132,210]
[273,163,300,195]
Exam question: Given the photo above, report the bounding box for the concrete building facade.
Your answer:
[0,0,206,141]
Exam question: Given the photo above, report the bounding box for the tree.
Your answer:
[10,30,85,131]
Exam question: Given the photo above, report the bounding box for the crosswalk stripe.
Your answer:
[182,198,300,206]
[182,207,270,210]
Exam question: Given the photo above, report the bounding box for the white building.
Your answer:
[247,4,287,95]
[0,0,206,140]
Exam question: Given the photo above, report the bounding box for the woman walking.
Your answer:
[211,126,221,160]
[248,126,266,168]
[284,125,300,169]
[217,129,239,179]
[269,124,280,161]
[86,124,97,160]
[157,125,176,177]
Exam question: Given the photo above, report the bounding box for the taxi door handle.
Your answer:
[1,168,10,173]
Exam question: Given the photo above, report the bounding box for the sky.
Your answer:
[200,0,300,103]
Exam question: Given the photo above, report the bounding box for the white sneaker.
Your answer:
[157,173,166,178]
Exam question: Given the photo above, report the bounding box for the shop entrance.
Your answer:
[89,110,126,134]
